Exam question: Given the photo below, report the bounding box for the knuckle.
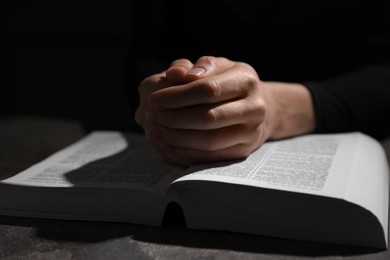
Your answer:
[205,108,219,126]
[198,56,217,67]
[235,62,260,93]
[138,74,155,87]
[170,58,192,69]
[200,80,222,100]
[138,73,168,94]
[251,97,267,116]
[171,58,189,65]
[244,73,260,93]
[137,76,156,96]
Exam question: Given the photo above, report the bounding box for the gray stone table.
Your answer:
[1,116,389,260]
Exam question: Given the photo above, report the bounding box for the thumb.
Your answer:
[165,58,195,84]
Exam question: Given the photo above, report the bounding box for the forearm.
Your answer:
[265,81,316,140]
[303,65,390,140]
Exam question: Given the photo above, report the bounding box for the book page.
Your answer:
[345,134,389,245]
[176,133,367,198]
[1,131,183,194]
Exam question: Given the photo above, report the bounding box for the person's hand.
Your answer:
[135,56,315,165]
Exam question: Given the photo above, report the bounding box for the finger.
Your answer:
[149,62,258,110]
[135,73,172,128]
[166,59,194,84]
[149,124,260,151]
[160,142,259,166]
[184,56,217,80]
[166,56,230,85]
[137,72,171,100]
[149,57,246,110]
[166,56,231,82]
[148,74,253,111]
[188,56,236,77]
[148,98,265,130]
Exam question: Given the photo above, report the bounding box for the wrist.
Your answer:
[264,81,316,140]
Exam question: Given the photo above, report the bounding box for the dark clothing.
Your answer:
[131,1,390,140]
[305,66,390,140]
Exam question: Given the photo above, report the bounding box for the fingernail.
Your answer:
[188,67,206,76]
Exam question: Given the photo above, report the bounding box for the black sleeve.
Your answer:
[301,1,390,141]
[304,65,390,140]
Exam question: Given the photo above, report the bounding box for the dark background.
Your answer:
[1,0,390,134]
[1,0,140,132]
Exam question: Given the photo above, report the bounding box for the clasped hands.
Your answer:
[135,56,315,165]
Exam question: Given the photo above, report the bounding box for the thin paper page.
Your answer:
[177,133,362,198]
[345,134,389,244]
[1,132,183,194]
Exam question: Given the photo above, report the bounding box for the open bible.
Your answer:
[0,131,388,249]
